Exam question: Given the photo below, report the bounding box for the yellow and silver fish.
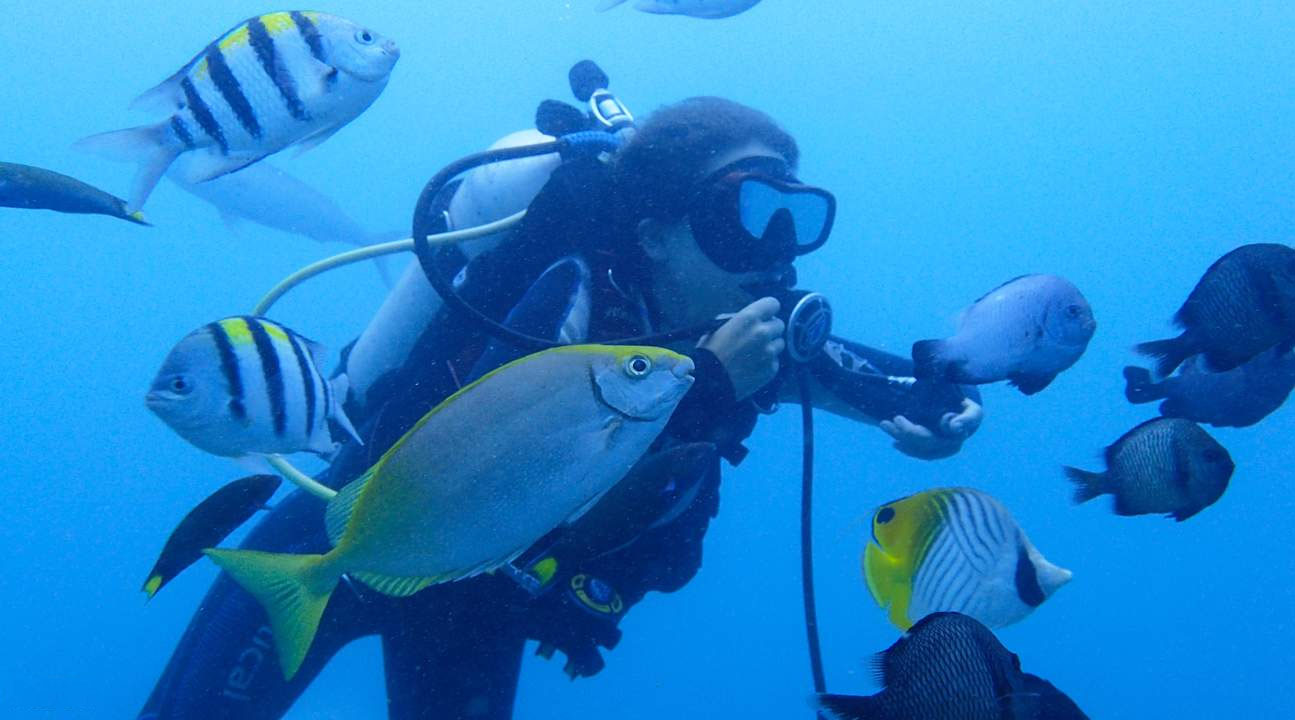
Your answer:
[146,316,360,459]
[206,345,694,679]
[863,487,1071,631]
[78,11,399,210]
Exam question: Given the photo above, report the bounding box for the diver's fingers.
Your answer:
[890,415,935,439]
[944,399,984,436]
[769,337,787,357]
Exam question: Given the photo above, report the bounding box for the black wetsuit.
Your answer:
[139,233,976,720]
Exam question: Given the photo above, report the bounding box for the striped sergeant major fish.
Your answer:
[77,12,399,211]
[863,487,1072,631]
[146,316,360,460]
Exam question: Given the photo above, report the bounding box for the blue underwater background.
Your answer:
[3,1,1295,717]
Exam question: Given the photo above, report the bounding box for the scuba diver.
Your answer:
[138,92,983,720]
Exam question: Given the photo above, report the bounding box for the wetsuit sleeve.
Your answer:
[794,335,982,431]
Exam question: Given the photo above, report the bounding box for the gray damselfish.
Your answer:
[0,161,147,225]
[1065,417,1234,521]
[1136,243,1295,376]
[1124,347,1295,428]
[814,612,1083,720]
[596,0,762,19]
[912,274,1096,395]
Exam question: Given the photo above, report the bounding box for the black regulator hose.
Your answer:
[410,138,722,351]
[797,366,827,708]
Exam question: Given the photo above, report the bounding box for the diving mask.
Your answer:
[687,156,836,273]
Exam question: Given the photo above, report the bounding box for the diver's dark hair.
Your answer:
[612,96,800,224]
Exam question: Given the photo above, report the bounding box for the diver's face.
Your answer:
[640,141,794,324]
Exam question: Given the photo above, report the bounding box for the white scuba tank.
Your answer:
[344,129,561,405]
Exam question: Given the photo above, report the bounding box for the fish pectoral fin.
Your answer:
[1008,371,1056,395]
[177,151,263,185]
[291,123,345,158]
[351,571,440,597]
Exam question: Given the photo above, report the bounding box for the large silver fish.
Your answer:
[147,316,360,459]
[207,345,695,679]
[77,12,398,210]
[167,161,397,248]
[596,0,762,19]
[912,274,1096,395]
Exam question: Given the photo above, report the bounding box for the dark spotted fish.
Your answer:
[1065,417,1234,521]
[1137,243,1295,375]
[814,612,1077,720]
[1124,348,1295,428]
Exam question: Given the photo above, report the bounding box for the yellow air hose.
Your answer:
[254,210,528,500]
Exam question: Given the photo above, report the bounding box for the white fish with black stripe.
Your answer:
[77,11,398,211]
[146,316,360,459]
[863,487,1071,630]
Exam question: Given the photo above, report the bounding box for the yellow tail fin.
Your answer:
[204,548,336,680]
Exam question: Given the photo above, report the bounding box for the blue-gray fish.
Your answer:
[146,316,360,459]
[1124,347,1295,428]
[0,161,147,225]
[168,162,401,247]
[815,612,1081,720]
[77,12,399,210]
[1136,243,1295,376]
[912,274,1096,395]
[1065,418,1233,521]
[596,0,762,19]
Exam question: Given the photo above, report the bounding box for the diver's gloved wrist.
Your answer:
[686,348,739,408]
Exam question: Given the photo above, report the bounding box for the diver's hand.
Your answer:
[881,398,983,460]
[699,297,786,402]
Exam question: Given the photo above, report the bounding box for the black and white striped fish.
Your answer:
[77,11,398,211]
[146,316,360,459]
[863,487,1071,630]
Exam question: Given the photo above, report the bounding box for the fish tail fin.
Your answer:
[1135,336,1190,378]
[126,209,151,226]
[814,693,882,720]
[1064,466,1107,504]
[203,548,337,680]
[74,122,181,211]
[141,573,164,600]
[911,339,950,380]
[1122,366,1164,403]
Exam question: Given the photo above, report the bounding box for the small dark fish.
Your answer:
[1065,418,1233,521]
[1022,673,1090,720]
[1137,243,1295,375]
[814,612,1064,720]
[554,442,716,560]
[142,474,281,599]
[1124,348,1295,428]
[913,274,1096,395]
[0,161,147,225]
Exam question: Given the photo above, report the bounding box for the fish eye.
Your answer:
[624,355,652,378]
[170,376,192,395]
[1065,304,1083,318]
[876,507,895,524]
[355,29,375,45]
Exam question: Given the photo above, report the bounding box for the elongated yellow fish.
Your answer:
[207,345,693,679]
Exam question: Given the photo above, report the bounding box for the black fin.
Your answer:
[911,339,948,380]
[1021,673,1091,719]
[1009,372,1055,395]
[1122,366,1163,404]
[1136,335,1192,377]
[1014,543,1046,607]
[1063,466,1105,504]
[814,693,881,720]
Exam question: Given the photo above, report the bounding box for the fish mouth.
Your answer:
[144,390,168,409]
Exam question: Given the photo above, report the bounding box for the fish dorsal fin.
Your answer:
[350,572,439,597]
[971,274,1033,306]
[130,72,188,114]
[324,469,371,546]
